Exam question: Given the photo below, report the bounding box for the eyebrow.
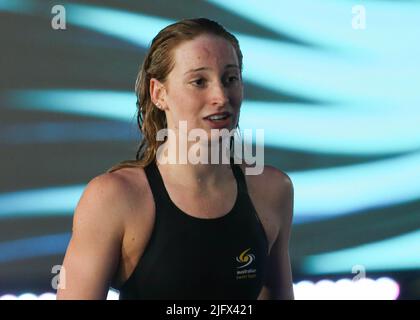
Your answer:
[184,64,240,75]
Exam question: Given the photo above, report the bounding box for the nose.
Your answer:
[210,80,229,107]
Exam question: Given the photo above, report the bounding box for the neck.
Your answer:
[155,139,233,190]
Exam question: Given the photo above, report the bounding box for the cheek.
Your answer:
[231,88,243,109]
[169,90,204,120]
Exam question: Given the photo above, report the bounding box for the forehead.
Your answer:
[172,34,238,72]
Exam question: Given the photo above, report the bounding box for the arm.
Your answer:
[56,174,126,300]
[265,172,295,300]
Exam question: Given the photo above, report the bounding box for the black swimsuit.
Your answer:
[118,158,269,299]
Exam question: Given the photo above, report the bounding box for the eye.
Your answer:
[191,78,206,87]
[226,75,240,84]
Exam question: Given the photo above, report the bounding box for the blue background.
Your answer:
[0,0,419,298]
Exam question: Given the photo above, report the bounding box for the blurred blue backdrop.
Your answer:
[0,0,419,299]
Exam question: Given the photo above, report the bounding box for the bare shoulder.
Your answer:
[58,168,149,299]
[238,162,294,250]
[75,167,152,230]
[82,170,137,214]
[264,165,293,206]
[100,166,151,202]
[100,167,156,288]
[73,172,129,234]
[239,162,293,204]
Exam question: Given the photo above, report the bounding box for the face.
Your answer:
[152,34,243,141]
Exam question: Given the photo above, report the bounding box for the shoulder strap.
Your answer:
[230,157,249,194]
[146,158,250,201]
[144,159,172,206]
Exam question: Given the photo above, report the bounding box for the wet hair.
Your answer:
[107,17,243,173]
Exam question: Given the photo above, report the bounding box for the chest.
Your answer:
[162,179,238,219]
[114,174,280,288]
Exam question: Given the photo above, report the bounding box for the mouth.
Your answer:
[203,111,232,121]
[203,111,233,129]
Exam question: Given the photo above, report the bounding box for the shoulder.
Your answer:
[239,163,294,235]
[97,166,151,199]
[74,167,152,232]
[239,163,293,203]
[263,165,294,206]
[81,170,137,212]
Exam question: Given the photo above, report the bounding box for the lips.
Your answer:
[203,111,233,129]
[203,111,232,120]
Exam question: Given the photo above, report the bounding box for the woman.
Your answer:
[57,18,294,300]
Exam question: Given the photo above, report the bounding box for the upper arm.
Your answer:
[56,174,127,300]
[264,168,295,300]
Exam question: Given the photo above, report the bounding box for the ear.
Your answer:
[149,78,168,111]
